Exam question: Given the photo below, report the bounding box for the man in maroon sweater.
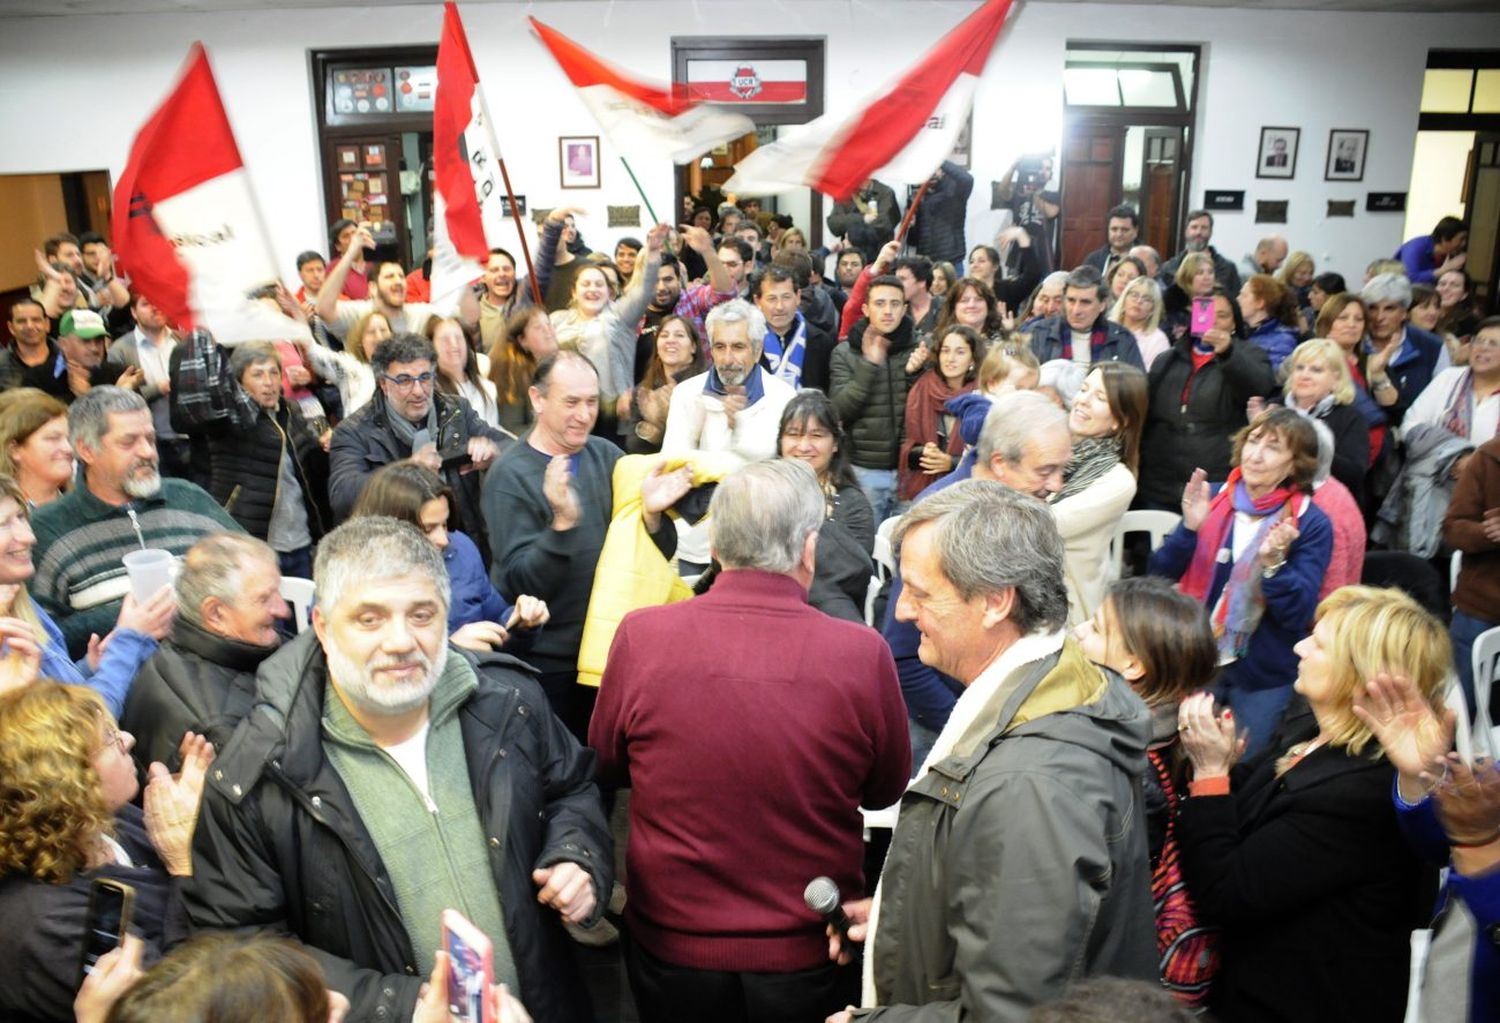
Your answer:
[590,458,910,1023]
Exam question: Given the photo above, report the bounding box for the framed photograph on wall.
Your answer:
[559,136,601,189]
[1256,127,1299,179]
[1325,129,1369,182]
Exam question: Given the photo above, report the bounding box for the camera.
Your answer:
[1016,156,1048,189]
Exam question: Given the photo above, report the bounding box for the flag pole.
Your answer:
[894,177,935,247]
[497,154,544,308]
[619,156,661,225]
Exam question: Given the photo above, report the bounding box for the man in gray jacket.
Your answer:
[830,480,1156,1022]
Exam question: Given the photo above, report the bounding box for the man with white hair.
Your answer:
[31,386,240,657]
[882,391,1074,767]
[1361,271,1445,425]
[184,516,611,1023]
[591,459,909,1022]
[833,480,1155,1021]
[661,298,797,572]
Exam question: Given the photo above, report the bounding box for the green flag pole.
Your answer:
[619,156,661,225]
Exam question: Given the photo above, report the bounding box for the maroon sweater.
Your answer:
[590,569,911,972]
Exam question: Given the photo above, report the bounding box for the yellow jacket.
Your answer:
[576,451,741,687]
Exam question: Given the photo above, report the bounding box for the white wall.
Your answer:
[2,1,1497,287]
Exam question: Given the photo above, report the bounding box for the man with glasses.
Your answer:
[329,334,508,544]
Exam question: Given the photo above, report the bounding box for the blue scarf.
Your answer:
[762,313,809,387]
[703,361,766,406]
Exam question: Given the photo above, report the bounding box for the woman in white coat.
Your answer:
[1051,361,1149,625]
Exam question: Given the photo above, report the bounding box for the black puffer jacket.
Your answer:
[826,180,901,264]
[181,632,611,1023]
[328,391,510,540]
[120,617,279,772]
[1137,337,1277,507]
[908,161,974,265]
[829,316,921,470]
[208,400,330,544]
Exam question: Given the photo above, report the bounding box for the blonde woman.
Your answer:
[0,475,172,712]
[1174,586,1448,1022]
[1268,337,1369,495]
[0,390,73,507]
[550,223,665,434]
[302,307,390,416]
[1109,276,1169,370]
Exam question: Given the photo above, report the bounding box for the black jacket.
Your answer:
[826,181,901,264]
[1178,721,1435,1022]
[0,807,183,1023]
[1028,314,1145,370]
[181,632,612,1023]
[328,390,509,540]
[829,316,921,470]
[1137,337,1276,508]
[1274,398,1370,500]
[120,617,279,772]
[205,400,329,544]
[908,161,974,264]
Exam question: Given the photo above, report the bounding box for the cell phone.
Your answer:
[1190,297,1215,336]
[78,879,134,984]
[411,427,432,453]
[442,909,495,1023]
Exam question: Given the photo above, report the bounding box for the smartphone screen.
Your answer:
[1190,297,1215,336]
[442,910,494,1023]
[79,880,134,983]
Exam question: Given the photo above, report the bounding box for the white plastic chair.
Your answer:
[279,576,316,635]
[1472,626,1500,759]
[1109,509,1182,575]
[873,515,899,582]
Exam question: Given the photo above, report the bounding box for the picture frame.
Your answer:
[336,144,361,169]
[1324,129,1369,183]
[1255,126,1300,180]
[559,136,601,189]
[363,143,386,169]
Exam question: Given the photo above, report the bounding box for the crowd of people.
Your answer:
[0,180,1496,1023]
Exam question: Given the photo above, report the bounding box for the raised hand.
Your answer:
[1181,467,1211,531]
[905,343,930,375]
[1178,691,1244,778]
[542,455,580,530]
[678,222,715,255]
[143,731,215,876]
[1352,671,1454,798]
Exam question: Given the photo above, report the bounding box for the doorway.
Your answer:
[1058,47,1199,271]
[671,38,825,246]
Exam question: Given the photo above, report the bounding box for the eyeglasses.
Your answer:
[93,725,129,757]
[1471,335,1500,350]
[383,371,436,391]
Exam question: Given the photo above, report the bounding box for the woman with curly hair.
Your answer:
[0,683,211,1021]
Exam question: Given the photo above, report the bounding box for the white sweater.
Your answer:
[1051,462,1137,626]
[661,368,797,564]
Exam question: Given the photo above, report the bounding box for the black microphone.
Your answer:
[804,876,851,939]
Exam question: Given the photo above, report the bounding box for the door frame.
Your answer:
[669,37,826,246]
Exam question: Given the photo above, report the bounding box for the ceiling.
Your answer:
[2,0,1498,15]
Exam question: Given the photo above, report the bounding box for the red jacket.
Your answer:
[589,569,910,971]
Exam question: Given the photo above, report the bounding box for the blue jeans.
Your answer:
[909,718,941,778]
[278,546,313,580]
[1451,609,1497,721]
[853,466,901,525]
[1217,681,1295,758]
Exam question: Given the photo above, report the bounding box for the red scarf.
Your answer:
[1179,467,1300,607]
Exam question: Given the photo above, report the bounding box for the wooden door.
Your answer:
[1140,128,1182,258]
[1464,132,1500,311]
[324,134,407,266]
[1060,121,1124,270]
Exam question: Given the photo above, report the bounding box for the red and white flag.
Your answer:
[429,1,511,314]
[111,44,308,343]
[529,16,755,164]
[726,0,1014,201]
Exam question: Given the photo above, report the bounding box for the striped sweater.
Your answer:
[31,478,243,658]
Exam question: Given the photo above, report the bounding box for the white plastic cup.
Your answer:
[122,549,174,601]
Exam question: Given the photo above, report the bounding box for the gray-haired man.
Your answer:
[591,459,909,1023]
[31,386,240,658]
[184,517,612,1023]
[832,480,1155,1022]
[121,532,289,770]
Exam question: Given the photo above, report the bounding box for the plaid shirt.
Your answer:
[673,282,737,352]
[172,329,262,431]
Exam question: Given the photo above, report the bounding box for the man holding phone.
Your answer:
[184,517,610,1023]
[328,333,509,541]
